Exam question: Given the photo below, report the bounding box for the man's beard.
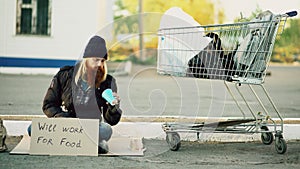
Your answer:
[95,66,106,88]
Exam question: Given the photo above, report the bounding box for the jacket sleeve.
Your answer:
[42,71,71,118]
[103,76,122,125]
[104,104,122,126]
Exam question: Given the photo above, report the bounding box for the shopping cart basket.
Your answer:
[157,11,297,154]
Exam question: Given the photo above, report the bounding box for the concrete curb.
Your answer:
[1,115,300,123]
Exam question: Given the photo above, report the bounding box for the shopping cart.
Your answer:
[157,11,297,154]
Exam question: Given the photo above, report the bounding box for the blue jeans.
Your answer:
[98,122,112,141]
[27,122,112,142]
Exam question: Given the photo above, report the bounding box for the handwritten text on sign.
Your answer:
[29,118,99,156]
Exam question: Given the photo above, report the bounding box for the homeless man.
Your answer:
[29,35,122,154]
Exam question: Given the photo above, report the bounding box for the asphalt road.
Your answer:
[0,65,299,119]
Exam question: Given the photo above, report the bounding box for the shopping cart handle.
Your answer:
[286,11,297,17]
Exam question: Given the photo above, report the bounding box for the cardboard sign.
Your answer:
[29,118,99,156]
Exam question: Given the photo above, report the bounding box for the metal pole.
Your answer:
[138,0,144,61]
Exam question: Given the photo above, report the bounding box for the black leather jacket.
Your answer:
[42,65,122,126]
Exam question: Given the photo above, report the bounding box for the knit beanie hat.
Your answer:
[83,35,108,59]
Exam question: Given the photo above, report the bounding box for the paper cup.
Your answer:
[102,89,116,105]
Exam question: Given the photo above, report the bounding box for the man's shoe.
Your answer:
[0,144,7,152]
[98,140,109,154]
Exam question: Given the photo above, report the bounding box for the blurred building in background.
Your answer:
[0,0,114,74]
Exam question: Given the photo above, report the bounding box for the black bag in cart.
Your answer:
[188,33,236,80]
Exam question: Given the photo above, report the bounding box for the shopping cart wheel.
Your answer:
[261,126,273,145]
[166,132,181,151]
[275,136,287,154]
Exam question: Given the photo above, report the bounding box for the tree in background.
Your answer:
[273,19,300,63]
[116,0,225,26]
[112,0,225,64]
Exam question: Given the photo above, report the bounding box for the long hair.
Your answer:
[75,58,107,88]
